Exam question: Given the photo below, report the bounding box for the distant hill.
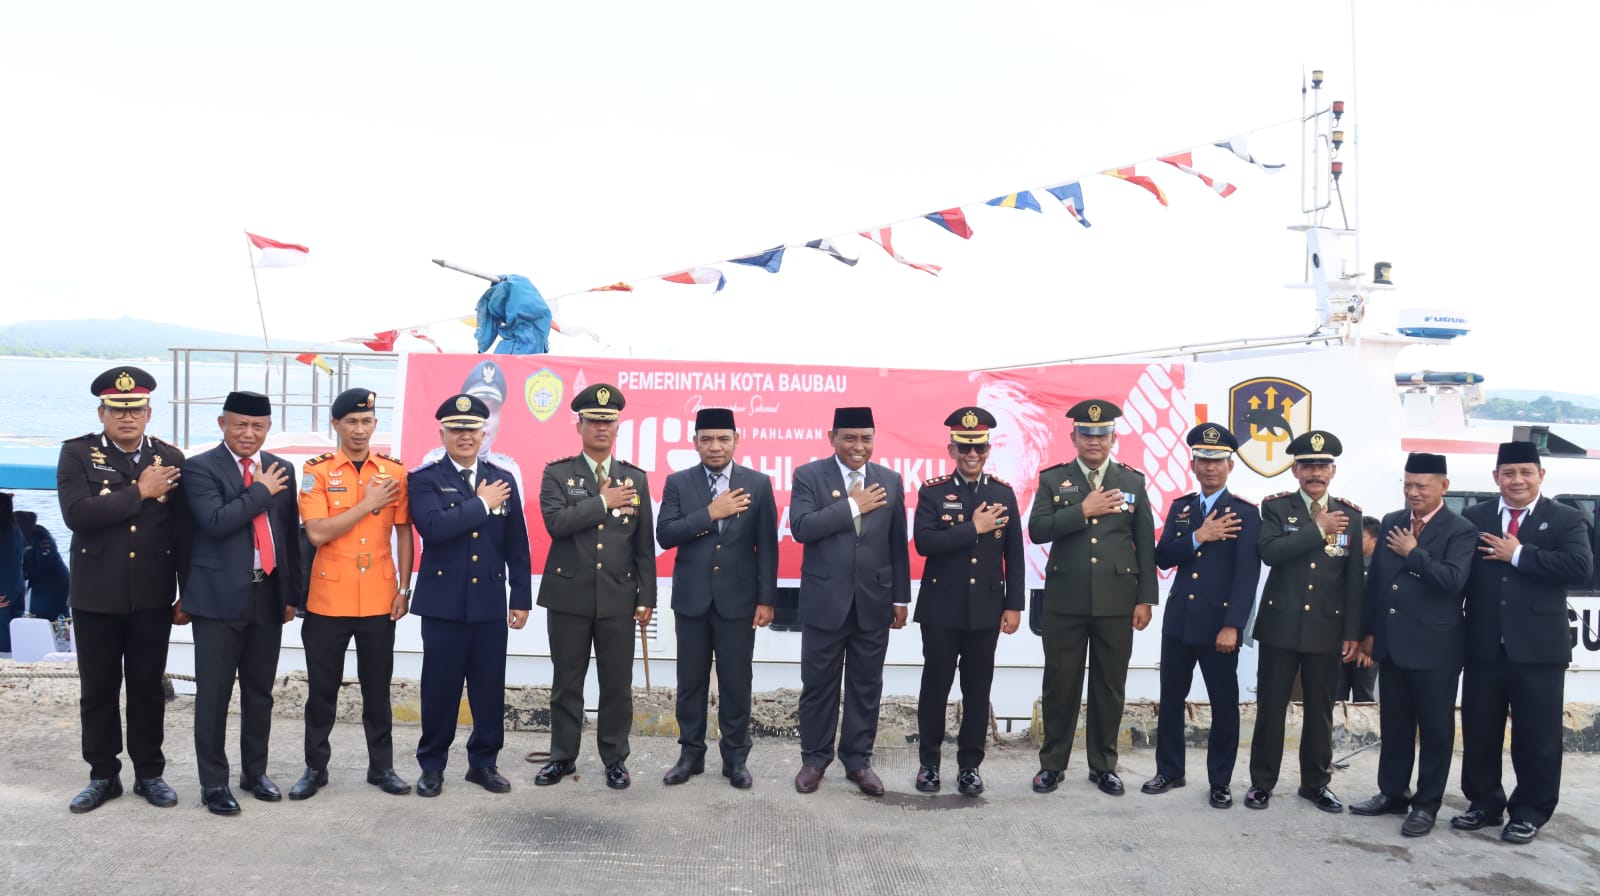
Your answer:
[1486,389,1600,410]
[0,316,320,359]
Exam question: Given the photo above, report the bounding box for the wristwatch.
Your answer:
[398,589,413,598]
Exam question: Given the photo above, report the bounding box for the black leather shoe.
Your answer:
[1140,774,1185,795]
[367,768,411,795]
[957,768,984,796]
[240,774,281,802]
[1088,769,1125,796]
[1244,787,1271,810]
[663,757,705,786]
[464,766,511,793]
[202,786,241,816]
[605,762,631,790]
[133,776,177,808]
[416,769,443,798]
[1401,809,1436,837]
[1297,785,1343,813]
[288,767,328,801]
[845,767,884,796]
[1209,785,1233,809]
[1350,792,1411,816]
[535,760,577,786]
[1449,807,1504,831]
[722,763,753,789]
[915,766,941,793]
[1501,820,1539,844]
[794,766,824,793]
[1032,769,1062,794]
[69,778,123,814]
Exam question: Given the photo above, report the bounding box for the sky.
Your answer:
[2,1,1591,390]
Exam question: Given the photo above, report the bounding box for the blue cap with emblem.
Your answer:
[436,393,489,430]
[1186,423,1239,459]
[462,359,507,404]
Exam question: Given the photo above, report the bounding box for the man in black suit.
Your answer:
[408,394,532,797]
[912,407,1024,797]
[1350,453,1477,837]
[1451,441,1594,844]
[534,384,657,790]
[655,408,777,789]
[1246,430,1363,813]
[183,391,302,816]
[56,366,189,814]
[1142,424,1260,809]
[790,406,910,797]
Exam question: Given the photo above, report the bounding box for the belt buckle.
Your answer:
[356,552,372,571]
[251,569,267,583]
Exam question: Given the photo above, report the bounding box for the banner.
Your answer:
[399,355,1193,584]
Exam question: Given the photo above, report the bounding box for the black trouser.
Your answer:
[674,608,756,766]
[74,607,173,780]
[192,579,283,789]
[1375,658,1460,814]
[416,616,508,771]
[546,609,635,767]
[301,611,396,772]
[799,611,890,772]
[1038,612,1134,774]
[1460,650,1565,827]
[1155,635,1240,787]
[1249,643,1339,793]
[1336,659,1378,702]
[917,624,1000,769]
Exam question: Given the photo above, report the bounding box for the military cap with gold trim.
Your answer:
[943,406,997,444]
[1287,429,1342,464]
[571,383,625,421]
[91,366,157,409]
[331,387,378,419]
[1064,398,1121,435]
[1186,423,1239,459]
[436,393,490,430]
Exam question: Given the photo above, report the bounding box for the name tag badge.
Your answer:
[92,463,118,473]
[328,486,348,493]
[440,487,460,493]
[568,488,588,496]
[1284,525,1300,533]
[1059,482,1079,493]
[942,501,963,510]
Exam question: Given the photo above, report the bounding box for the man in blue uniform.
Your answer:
[418,359,524,493]
[912,407,1024,797]
[1141,424,1260,809]
[408,394,532,797]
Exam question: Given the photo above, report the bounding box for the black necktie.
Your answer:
[460,467,473,491]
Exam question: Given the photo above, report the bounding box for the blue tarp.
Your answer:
[474,274,551,354]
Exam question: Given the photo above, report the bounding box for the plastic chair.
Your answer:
[8,617,58,662]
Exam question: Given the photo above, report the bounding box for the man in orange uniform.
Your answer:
[290,388,414,799]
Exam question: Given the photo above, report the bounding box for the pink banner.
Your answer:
[400,355,1193,584]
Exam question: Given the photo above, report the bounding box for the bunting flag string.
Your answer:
[729,246,786,273]
[986,191,1043,212]
[295,352,333,373]
[1044,183,1092,228]
[664,266,728,292]
[803,238,859,266]
[860,227,942,276]
[1158,153,1236,197]
[1214,136,1285,171]
[588,282,634,292]
[1103,166,1170,206]
[924,208,974,239]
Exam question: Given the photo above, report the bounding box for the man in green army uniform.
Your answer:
[1245,430,1364,813]
[1028,399,1156,796]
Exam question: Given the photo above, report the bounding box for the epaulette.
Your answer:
[1115,461,1145,477]
[1230,494,1258,506]
[613,458,643,471]
[1175,491,1198,501]
[1040,461,1070,474]
[305,452,335,467]
[1263,491,1294,502]
[922,473,954,488]
[548,455,578,465]
[149,435,179,450]
[377,452,403,465]
[1336,496,1362,512]
[987,474,1011,487]
[63,432,96,443]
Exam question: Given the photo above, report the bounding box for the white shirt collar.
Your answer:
[1499,494,1540,514]
[836,456,866,482]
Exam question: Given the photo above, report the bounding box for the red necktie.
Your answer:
[241,458,276,574]
[1507,508,1524,537]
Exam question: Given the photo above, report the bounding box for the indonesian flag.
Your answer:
[1158,153,1237,198]
[247,232,310,268]
[664,267,727,293]
[1103,167,1169,206]
[860,227,941,276]
[923,208,974,239]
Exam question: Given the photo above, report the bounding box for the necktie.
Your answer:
[1310,500,1324,518]
[1411,516,1426,537]
[240,458,275,575]
[848,471,863,534]
[1507,508,1525,537]
[459,467,473,490]
[597,461,608,485]
[1088,467,1101,490]
[709,471,726,531]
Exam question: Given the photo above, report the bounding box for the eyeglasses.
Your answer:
[955,443,990,455]
[104,406,150,419]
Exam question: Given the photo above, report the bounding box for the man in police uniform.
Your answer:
[56,367,188,814]
[419,359,524,493]
[408,394,532,797]
[1027,399,1156,797]
[1350,452,1476,837]
[1246,429,1364,813]
[534,384,657,790]
[1142,424,1260,809]
[290,388,414,800]
[912,407,1024,796]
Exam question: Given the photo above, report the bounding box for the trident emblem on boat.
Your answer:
[1228,376,1311,477]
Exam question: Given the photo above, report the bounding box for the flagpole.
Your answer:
[244,232,273,392]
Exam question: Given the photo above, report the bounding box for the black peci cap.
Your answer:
[695,408,736,431]
[223,391,272,417]
[1495,441,1541,467]
[832,406,875,430]
[1404,452,1447,475]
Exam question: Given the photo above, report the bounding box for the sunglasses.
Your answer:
[955,443,990,455]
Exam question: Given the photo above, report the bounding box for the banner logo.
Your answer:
[525,368,564,423]
[1229,376,1310,477]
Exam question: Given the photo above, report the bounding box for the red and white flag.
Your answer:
[247,232,310,268]
[859,227,941,276]
[1158,153,1236,198]
[663,267,727,292]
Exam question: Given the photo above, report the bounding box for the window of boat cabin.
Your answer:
[1553,495,1600,594]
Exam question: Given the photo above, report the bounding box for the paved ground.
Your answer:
[3,706,1599,896]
